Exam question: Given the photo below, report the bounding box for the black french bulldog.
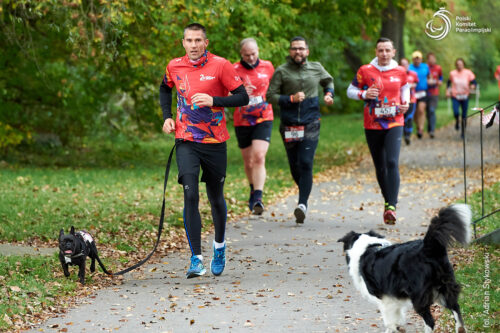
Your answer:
[58,226,111,284]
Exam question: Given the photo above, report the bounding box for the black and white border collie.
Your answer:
[338,204,471,333]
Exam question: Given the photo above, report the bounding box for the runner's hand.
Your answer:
[191,93,214,107]
[292,91,305,103]
[162,118,175,134]
[324,94,334,105]
[399,103,409,114]
[244,84,256,96]
[365,85,379,99]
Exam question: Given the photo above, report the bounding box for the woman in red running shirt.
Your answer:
[347,37,410,224]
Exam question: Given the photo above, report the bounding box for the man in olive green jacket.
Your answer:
[266,36,334,224]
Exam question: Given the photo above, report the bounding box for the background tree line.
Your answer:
[0,0,498,152]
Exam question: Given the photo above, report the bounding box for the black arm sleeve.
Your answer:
[159,80,173,121]
[212,84,249,107]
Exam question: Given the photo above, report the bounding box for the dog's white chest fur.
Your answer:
[346,235,392,305]
[64,256,72,264]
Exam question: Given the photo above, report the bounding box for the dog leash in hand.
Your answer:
[104,142,177,276]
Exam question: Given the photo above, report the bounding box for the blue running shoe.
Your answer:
[186,256,206,279]
[210,244,226,276]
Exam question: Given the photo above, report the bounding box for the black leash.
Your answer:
[101,142,177,276]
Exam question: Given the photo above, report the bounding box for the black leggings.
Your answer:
[181,174,226,256]
[284,138,318,206]
[365,126,403,207]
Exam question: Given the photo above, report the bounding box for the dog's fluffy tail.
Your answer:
[423,204,472,255]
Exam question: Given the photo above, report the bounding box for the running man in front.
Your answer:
[266,36,334,224]
[159,23,249,278]
[233,38,275,215]
[347,37,409,224]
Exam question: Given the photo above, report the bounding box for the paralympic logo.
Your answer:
[425,7,452,40]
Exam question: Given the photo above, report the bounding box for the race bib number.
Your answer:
[456,94,468,101]
[248,95,264,106]
[374,106,397,118]
[415,91,427,99]
[284,126,304,142]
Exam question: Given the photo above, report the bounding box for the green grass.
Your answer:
[439,245,499,332]
[468,182,500,238]
[0,253,78,331]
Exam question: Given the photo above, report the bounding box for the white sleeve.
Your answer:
[347,83,366,100]
[400,83,410,104]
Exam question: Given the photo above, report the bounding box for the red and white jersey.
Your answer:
[165,52,243,143]
[351,60,408,130]
[233,60,274,126]
[406,69,419,104]
[428,64,442,96]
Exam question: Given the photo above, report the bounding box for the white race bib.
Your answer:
[456,94,468,101]
[248,96,264,106]
[415,91,427,99]
[284,126,305,142]
[374,106,397,118]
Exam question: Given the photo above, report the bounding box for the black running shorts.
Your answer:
[175,140,227,184]
[234,121,273,149]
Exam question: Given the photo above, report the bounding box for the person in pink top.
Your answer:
[446,58,477,138]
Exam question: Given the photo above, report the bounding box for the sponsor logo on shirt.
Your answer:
[389,76,401,82]
[257,73,268,78]
[200,74,215,81]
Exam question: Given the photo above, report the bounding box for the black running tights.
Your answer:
[181,174,226,256]
[364,126,403,207]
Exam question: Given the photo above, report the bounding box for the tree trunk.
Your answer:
[381,0,406,60]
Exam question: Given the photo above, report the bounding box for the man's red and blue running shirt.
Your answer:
[164,52,243,143]
[351,59,408,130]
[233,60,274,127]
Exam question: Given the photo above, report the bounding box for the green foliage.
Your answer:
[1,0,454,153]
[405,0,500,84]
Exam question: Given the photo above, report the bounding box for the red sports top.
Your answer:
[406,69,419,104]
[495,65,500,89]
[428,64,443,96]
[233,60,275,126]
[352,63,408,130]
[165,52,243,143]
